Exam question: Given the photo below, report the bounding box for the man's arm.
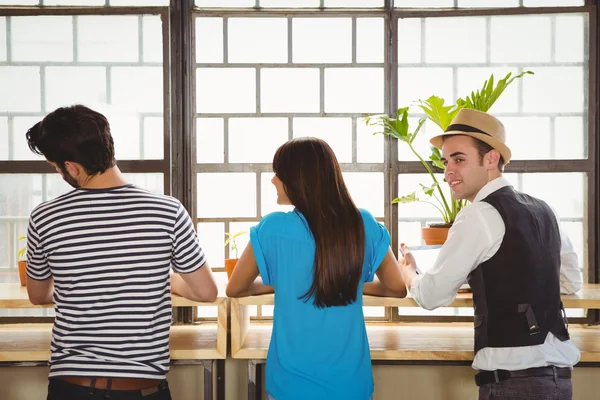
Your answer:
[363,247,407,298]
[27,276,54,305]
[226,243,274,298]
[553,212,582,294]
[399,203,503,311]
[171,263,218,302]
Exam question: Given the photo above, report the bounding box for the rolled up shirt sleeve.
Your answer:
[410,203,504,311]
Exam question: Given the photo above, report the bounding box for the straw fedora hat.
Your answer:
[429,109,512,164]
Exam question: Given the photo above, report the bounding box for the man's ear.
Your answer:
[485,149,501,171]
[63,161,81,177]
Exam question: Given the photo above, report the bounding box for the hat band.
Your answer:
[445,123,489,137]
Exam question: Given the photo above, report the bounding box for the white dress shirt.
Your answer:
[410,176,582,371]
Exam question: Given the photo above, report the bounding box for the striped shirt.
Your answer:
[26,184,206,379]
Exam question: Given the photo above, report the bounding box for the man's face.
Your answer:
[48,161,80,189]
[440,135,489,202]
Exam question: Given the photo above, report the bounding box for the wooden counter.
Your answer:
[0,271,231,309]
[233,284,600,309]
[0,323,225,362]
[231,319,600,362]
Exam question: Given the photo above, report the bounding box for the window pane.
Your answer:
[0,67,41,112]
[0,18,6,61]
[197,222,225,269]
[109,0,169,4]
[196,18,223,63]
[229,222,254,258]
[357,117,384,163]
[197,173,256,218]
[142,117,164,160]
[523,0,583,5]
[197,118,224,163]
[293,118,352,163]
[325,68,383,113]
[197,68,256,113]
[363,306,385,317]
[261,0,318,6]
[503,117,552,160]
[398,67,454,112]
[229,118,288,163]
[343,172,384,217]
[196,0,254,6]
[556,15,584,63]
[0,117,7,160]
[293,18,351,63]
[458,0,518,6]
[0,0,38,4]
[261,69,320,113]
[357,18,384,63]
[229,18,287,63]
[11,16,72,62]
[44,0,104,5]
[45,67,107,112]
[142,15,163,63]
[425,17,486,64]
[111,67,163,113]
[396,0,453,7]
[325,0,384,6]
[491,16,551,63]
[78,16,139,62]
[523,66,584,113]
[398,18,421,64]
[554,117,585,159]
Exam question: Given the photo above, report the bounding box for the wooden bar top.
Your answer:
[233,322,600,362]
[0,323,223,362]
[234,284,600,309]
[0,271,230,309]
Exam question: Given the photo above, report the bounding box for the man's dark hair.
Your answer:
[443,134,505,172]
[26,105,116,175]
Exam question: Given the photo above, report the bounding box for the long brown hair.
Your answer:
[273,137,365,308]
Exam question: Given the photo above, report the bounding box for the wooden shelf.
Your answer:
[233,284,600,309]
[0,323,226,363]
[231,321,600,362]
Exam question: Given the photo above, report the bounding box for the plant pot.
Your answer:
[18,260,27,287]
[225,258,239,279]
[421,226,450,245]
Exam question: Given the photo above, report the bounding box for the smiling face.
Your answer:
[271,174,292,205]
[441,135,499,202]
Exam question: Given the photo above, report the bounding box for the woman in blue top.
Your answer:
[226,137,407,400]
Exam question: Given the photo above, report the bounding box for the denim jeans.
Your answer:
[47,378,172,400]
[478,376,572,400]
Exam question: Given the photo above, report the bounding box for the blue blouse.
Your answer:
[251,208,390,400]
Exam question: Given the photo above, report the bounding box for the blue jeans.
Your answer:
[47,378,172,400]
[478,376,572,400]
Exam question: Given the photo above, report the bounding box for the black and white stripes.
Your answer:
[26,184,206,379]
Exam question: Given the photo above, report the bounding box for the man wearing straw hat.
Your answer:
[397,108,582,399]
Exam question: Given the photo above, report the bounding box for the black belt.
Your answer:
[475,366,571,386]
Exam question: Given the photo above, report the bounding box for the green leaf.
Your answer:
[17,248,26,259]
[419,182,439,197]
[418,96,461,131]
[232,231,247,239]
[429,147,445,170]
[391,192,419,204]
[18,236,26,241]
[456,71,533,112]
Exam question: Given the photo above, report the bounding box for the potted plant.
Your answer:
[366,71,533,244]
[224,231,247,279]
[17,235,27,286]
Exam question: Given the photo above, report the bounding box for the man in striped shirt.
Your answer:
[25,104,217,400]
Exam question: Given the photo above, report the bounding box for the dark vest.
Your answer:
[467,185,569,354]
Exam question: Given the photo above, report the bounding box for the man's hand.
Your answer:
[398,243,418,290]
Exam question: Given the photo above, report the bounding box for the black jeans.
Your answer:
[47,378,172,400]
[478,376,572,400]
